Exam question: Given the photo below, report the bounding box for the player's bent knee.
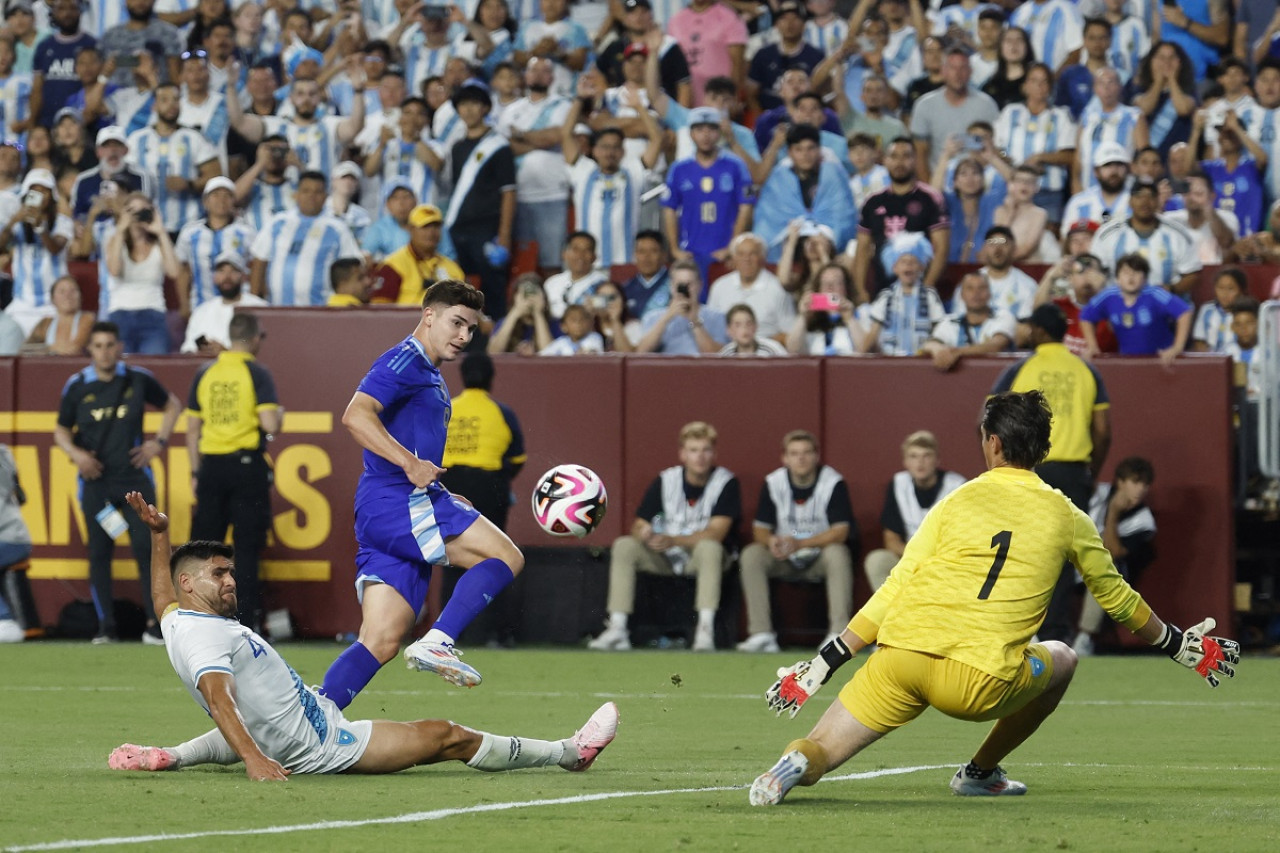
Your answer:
[1042,640,1078,684]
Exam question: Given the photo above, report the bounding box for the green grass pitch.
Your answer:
[2,643,1277,853]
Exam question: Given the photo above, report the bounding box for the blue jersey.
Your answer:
[662,154,752,258]
[1200,156,1265,237]
[33,32,96,127]
[1079,285,1191,355]
[354,336,451,501]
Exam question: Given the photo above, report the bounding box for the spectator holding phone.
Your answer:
[69,126,155,225]
[635,259,727,355]
[785,263,868,356]
[487,273,555,357]
[0,169,73,335]
[234,134,296,232]
[102,193,179,354]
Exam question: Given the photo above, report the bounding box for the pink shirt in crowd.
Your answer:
[667,2,749,105]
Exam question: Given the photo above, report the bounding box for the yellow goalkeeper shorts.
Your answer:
[838,643,1055,733]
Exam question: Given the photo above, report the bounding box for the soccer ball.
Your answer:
[531,464,608,538]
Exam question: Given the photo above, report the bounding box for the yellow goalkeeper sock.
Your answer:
[784,738,829,787]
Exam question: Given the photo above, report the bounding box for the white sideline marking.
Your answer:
[5,765,950,852]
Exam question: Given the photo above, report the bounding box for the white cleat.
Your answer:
[1072,631,1094,657]
[403,639,482,688]
[749,750,808,806]
[692,623,715,652]
[587,625,631,651]
[950,765,1028,796]
[567,702,619,772]
[735,632,781,653]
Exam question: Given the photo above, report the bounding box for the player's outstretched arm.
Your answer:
[1137,613,1241,688]
[766,632,861,718]
[125,491,178,619]
[197,672,290,781]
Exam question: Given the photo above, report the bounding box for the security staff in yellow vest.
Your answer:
[440,351,527,646]
[371,204,466,305]
[185,312,283,634]
[989,303,1111,644]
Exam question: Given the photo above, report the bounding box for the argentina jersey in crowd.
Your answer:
[163,609,339,766]
[354,336,451,501]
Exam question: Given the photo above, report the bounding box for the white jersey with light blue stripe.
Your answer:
[1077,104,1143,190]
[569,157,646,267]
[244,179,297,233]
[0,72,33,144]
[934,4,1000,43]
[93,219,116,316]
[250,211,362,306]
[850,164,891,211]
[175,219,257,310]
[1091,216,1200,290]
[804,18,849,55]
[9,214,74,310]
[1240,103,1280,203]
[88,0,130,39]
[1060,186,1131,237]
[1107,16,1149,85]
[375,138,441,206]
[400,36,453,97]
[995,103,1077,192]
[262,115,347,176]
[1192,301,1235,353]
[1010,0,1084,70]
[125,127,218,233]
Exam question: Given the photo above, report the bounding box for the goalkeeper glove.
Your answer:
[766,635,853,718]
[1158,617,1241,688]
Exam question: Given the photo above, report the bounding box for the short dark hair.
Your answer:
[423,279,484,311]
[1216,56,1250,80]
[89,320,119,340]
[977,8,1004,24]
[984,224,1014,242]
[565,230,597,252]
[1083,16,1112,36]
[228,312,261,342]
[1214,266,1247,294]
[786,123,821,147]
[591,126,624,147]
[1116,252,1150,277]
[634,229,665,251]
[363,39,393,59]
[460,351,494,390]
[982,391,1053,469]
[1230,295,1261,318]
[400,96,428,112]
[1259,57,1280,77]
[1113,456,1155,484]
[887,135,916,152]
[297,170,327,188]
[848,132,878,150]
[726,302,757,324]
[705,76,737,98]
[205,16,234,35]
[791,91,823,111]
[330,257,363,292]
[171,540,234,578]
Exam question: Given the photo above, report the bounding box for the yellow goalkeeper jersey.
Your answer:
[851,466,1152,681]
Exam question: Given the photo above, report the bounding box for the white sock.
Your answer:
[697,610,715,631]
[423,628,455,646]
[168,728,240,768]
[465,731,569,771]
[608,612,628,631]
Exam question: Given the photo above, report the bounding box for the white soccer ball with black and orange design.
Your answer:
[531,464,608,538]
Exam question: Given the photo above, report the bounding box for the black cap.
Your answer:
[1028,304,1068,342]
[1129,178,1159,196]
[452,78,492,110]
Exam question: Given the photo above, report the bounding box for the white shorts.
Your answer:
[282,691,374,775]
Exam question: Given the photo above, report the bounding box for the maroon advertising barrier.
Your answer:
[8,307,1238,641]
[621,357,825,536]
[824,355,1236,643]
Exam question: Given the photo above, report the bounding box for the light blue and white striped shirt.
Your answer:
[1010,0,1084,71]
[995,103,1077,192]
[0,72,33,144]
[1240,103,1280,203]
[125,127,218,233]
[569,157,646,267]
[374,137,441,207]
[1192,300,1235,353]
[10,214,74,310]
[243,179,296,233]
[1091,216,1200,290]
[262,115,348,177]
[804,18,849,56]
[1107,16,1150,85]
[250,211,362,306]
[1077,103,1143,189]
[175,219,257,310]
[867,283,947,356]
[1060,185,1131,237]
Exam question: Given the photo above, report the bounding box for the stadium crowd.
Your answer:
[0,0,1275,376]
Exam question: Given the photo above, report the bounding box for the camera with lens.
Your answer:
[135,207,155,224]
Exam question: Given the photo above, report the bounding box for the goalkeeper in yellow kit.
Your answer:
[749,390,1240,806]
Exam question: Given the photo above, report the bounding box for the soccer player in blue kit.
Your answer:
[319,279,525,706]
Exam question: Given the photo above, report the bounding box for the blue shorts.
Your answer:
[353,483,481,614]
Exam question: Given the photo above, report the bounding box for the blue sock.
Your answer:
[432,558,515,642]
[319,641,382,710]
